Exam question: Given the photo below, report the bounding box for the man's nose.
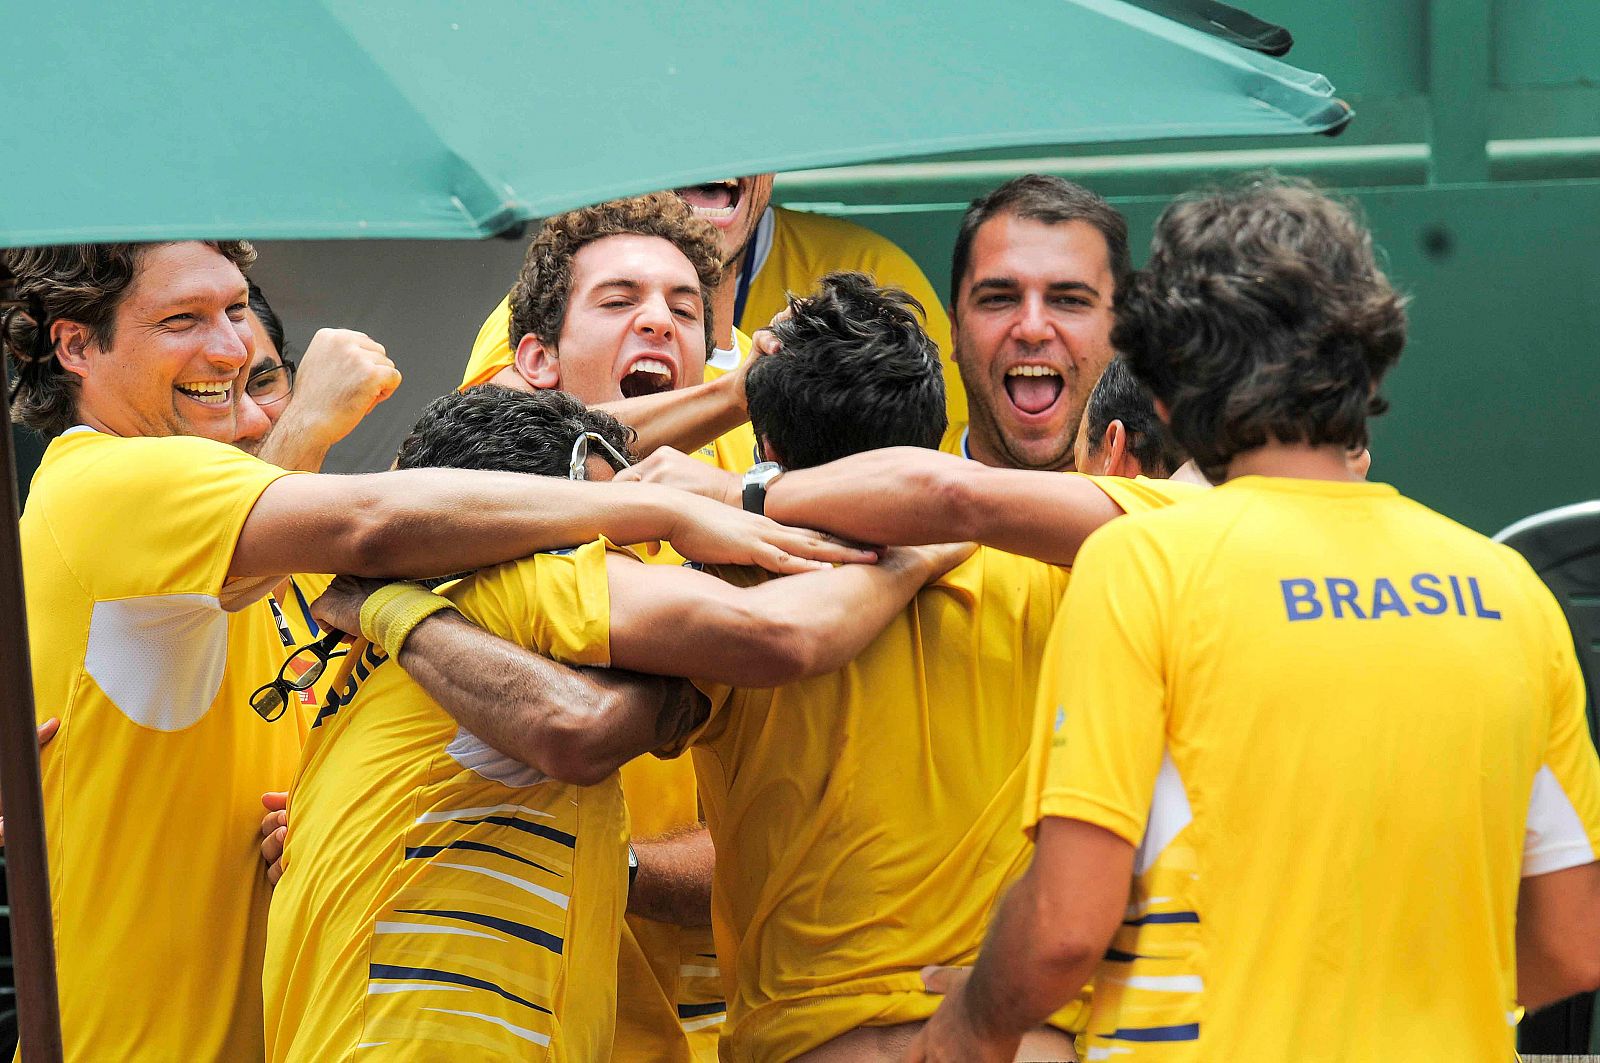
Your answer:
[210,314,254,370]
[634,295,675,338]
[1012,294,1053,344]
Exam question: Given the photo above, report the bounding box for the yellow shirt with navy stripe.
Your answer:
[1028,476,1600,1061]
[740,206,962,424]
[19,428,301,1062]
[264,540,628,1062]
[680,476,1198,1061]
[461,297,757,480]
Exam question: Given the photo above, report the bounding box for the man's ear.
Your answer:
[51,320,92,381]
[1104,420,1144,479]
[756,434,782,467]
[513,333,561,390]
[1152,398,1171,425]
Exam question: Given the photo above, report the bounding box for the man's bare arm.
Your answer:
[312,581,706,788]
[907,818,1135,1062]
[620,445,1126,566]
[605,542,974,688]
[630,825,714,927]
[230,473,874,582]
[1517,862,1600,1011]
[595,371,748,459]
[766,448,1123,567]
[488,362,749,460]
[256,328,401,472]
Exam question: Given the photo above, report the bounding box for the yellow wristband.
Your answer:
[358,582,457,661]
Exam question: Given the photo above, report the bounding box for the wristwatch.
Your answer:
[741,461,784,516]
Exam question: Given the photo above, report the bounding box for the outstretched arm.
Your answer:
[606,542,975,688]
[311,577,708,788]
[619,445,1127,567]
[594,371,748,459]
[231,474,874,582]
[766,448,1123,567]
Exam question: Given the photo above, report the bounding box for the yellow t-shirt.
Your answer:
[614,756,725,1063]
[20,428,300,1062]
[683,477,1195,1061]
[938,420,969,459]
[461,295,756,478]
[740,206,962,424]
[1028,476,1600,1061]
[264,542,628,1062]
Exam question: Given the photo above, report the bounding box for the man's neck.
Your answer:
[1224,441,1364,483]
[712,272,737,351]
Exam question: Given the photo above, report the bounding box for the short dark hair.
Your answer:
[247,278,290,361]
[1082,357,1187,478]
[1113,174,1407,481]
[2,240,256,437]
[950,174,1130,305]
[747,272,945,470]
[507,193,722,358]
[396,385,636,477]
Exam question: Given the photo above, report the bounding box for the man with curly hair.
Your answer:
[909,177,1600,1062]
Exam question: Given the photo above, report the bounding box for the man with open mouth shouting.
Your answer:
[944,176,1130,473]
[465,193,739,1062]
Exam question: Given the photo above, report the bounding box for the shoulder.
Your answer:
[774,207,919,268]
[1086,474,1208,517]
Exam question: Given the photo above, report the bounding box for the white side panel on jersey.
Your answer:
[446,726,549,788]
[1524,764,1598,876]
[1135,751,1192,877]
[86,593,227,731]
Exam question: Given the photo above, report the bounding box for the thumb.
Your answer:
[261,790,289,813]
[920,965,970,995]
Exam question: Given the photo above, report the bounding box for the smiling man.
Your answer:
[944,175,1129,472]
[2,238,861,1062]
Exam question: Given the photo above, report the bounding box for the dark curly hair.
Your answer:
[2,240,256,437]
[507,193,722,360]
[748,271,945,470]
[397,385,636,477]
[1112,175,1407,481]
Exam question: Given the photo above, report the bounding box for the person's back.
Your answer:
[265,541,629,1062]
[693,546,1062,1057]
[1054,477,1591,1060]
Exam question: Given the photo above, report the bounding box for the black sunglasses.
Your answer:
[250,629,348,721]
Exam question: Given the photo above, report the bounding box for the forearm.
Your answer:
[396,611,675,786]
[628,825,714,926]
[233,471,684,579]
[254,403,337,472]
[766,449,1120,565]
[596,373,746,458]
[734,551,942,683]
[960,866,1099,1048]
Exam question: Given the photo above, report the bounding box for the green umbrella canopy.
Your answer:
[0,0,1347,247]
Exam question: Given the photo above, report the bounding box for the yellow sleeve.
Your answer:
[38,434,292,600]
[1026,522,1170,844]
[1524,573,1600,875]
[461,293,515,391]
[448,539,612,667]
[1088,474,1207,517]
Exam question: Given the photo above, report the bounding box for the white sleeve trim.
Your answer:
[1523,765,1598,877]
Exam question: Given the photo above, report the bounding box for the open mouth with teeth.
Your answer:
[175,381,233,407]
[674,179,742,223]
[619,357,677,399]
[1003,365,1065,416]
